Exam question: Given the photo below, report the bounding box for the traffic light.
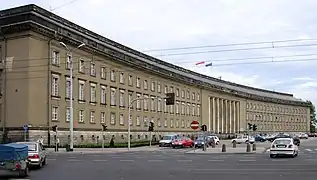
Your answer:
[165,93,175,105]
[52,125,57,132]
[247,123,252,130]
[252,124,257,131]
[148,122,154,132]
[102,125,108,131]
[200,125,207,132]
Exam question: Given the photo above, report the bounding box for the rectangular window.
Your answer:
[151,96,155,111]
[143,116,148,127]
[176,101,180,114]
[120,113,124,125]
[66,54,71,69]
[100,67,106,79]
[143,80,148,90]
[90,62,96,76]
[78,81,85,101]
[197,105,200,116]
[181,90,185,98]
[90,83,96,102]
[157,83,161,93]
[78,110,84,122]
[79,59,85,73]
[100,86,106,104]
[181,102,185,114]
[110,88,116,106]
[66,107,70,122]
[158,98,162,112]
[51,74,60,97]
[119,89,125,107]
[52,106,59,121]
[136,77,141,88]
[128,75,133,86]
[110,70,116,82]
[144,94,149,110]
[110,112,116,125]
[176,88,179,97]
[164,86,168,93]
[119,72,124,84]
[90,111,95,123]
[192,104,195,116]
[65,77,71,98]
[128,92,133,108]
[151,82,155,91]
[136,93,141,109]
[100,112,105,123]
[52,51,60,65]
[136,116,140,126]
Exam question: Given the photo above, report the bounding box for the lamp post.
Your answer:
[59,42,85,151]
[128,97,155,150]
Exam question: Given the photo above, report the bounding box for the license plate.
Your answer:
[277,145,286,148]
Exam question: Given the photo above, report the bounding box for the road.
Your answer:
[7,138,317,180]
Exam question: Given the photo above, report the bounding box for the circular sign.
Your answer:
[190,120,199,130]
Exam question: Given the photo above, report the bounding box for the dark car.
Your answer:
[254,135,266,142]
[194,137,210,148]
[270,134,300,146]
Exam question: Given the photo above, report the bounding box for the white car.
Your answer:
[269,138,299,158]
[159,134,180,147]
[232,135,255,144]
[17,142,47,168]
[208,135,220,145]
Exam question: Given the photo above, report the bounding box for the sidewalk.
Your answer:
[46,146,159,154]
[186,147,267,154]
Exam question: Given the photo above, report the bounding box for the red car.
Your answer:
[172,137,194,148]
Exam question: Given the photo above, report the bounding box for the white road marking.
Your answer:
[208,159,224,162]
[92,160,108,162]
[177,159,192,162]
[306,149,312,151]
[148,159,163,162]
[68,159,82,162]
[68,156,77,159]
[238,159,256,162]
[271,159,287,161]
[47,158,56,161]
[119,160,134,162]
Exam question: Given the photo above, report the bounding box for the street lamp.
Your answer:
[128,97,155,150]
[59,42,85,151]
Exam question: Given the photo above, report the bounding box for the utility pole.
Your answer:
[59,42,85,151]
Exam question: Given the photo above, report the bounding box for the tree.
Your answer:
[307,101,316,133]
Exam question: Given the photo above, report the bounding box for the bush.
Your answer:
[44,140,158,148]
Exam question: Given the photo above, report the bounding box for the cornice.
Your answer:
[0,5,310,107]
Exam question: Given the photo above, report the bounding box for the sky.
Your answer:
[1,0,317,108]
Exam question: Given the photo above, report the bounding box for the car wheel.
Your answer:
[43,158,46,165]
[19,166,29,177]
[270,154,275,158]
[292,151,296,158]
[245,140,249,144]
[172,146,175,148]
[38,161,43,168]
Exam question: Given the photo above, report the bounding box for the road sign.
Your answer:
[190,120,199,130]
[23,124,28,132]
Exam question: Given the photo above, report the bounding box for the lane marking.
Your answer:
[92,160,108,162]
[177,159,192,162]
[306,149,312,151]
[68,159,82,162]
[208,159,224,162]
[68,156,77,158]
[148,159,163,162]
[238,159,256,162]
[47,158,56,161]
[271,159,287,161]
[120,160,134,162]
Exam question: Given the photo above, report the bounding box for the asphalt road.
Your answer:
[4,138,317,180]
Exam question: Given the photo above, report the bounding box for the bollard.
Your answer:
[246,143,251,152]
[252,143,256,151]
[232,141,237,148]
[221,144,226,152]
[203,144,207,151]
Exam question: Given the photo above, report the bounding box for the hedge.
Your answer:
[44,140,159,148]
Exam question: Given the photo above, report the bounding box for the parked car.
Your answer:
[159,134,180,147]
[194,136,210,148]
[268,134,300,146]
[17,142,47,168]
[172,137,194,148]
[269,138,299,158]
[208,135,220,145]
[299,133,308,139]
[231,135,255,144]
[0,143,29,178]
[254,135,266,142]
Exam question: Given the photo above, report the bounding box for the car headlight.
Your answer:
[201,142,205,144]
[194,142,197,144]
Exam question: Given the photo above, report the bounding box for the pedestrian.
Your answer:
[37,136,44,146]
[56,138,60,152]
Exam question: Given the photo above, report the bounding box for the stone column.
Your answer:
[233,101,236,133]
[221,99,224,133]
[229,100,232,134]
[237,102,240,133]
[212,97,216,132]
[208,97,211,132]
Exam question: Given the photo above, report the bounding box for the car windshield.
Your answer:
[197,137,205,140]
[26,144,37,151]
[162,136,173,140]
[274,139,291,144]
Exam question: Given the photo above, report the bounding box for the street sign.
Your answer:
[190,120,199,130]
[23,124,28,132]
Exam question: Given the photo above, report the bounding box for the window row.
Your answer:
[51,106,195,128]
[246,113,307,123]
[246,102,308,115]
[51,52,200,102]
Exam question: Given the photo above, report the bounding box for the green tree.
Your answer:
[307,101,316,133]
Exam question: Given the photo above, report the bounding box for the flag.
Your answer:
[205,62,212,67]
[195,61,205,65]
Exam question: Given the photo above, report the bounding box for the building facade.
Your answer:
[0,4,311,145]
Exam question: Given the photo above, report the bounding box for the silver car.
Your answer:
[17,142,47,168]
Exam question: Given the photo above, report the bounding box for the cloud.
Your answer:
[1,0,317,107]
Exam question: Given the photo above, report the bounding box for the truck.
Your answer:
[0,143,29,178]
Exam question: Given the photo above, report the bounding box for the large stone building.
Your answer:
[0,4,311,145]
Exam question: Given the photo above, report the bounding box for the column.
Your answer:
[208,97,211,132]
[236,102,240,133]
[233,101,236,133]
[225,100,229,133]
[212,97,216,132]
[217,98,220,133]
[229,100,232,134]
